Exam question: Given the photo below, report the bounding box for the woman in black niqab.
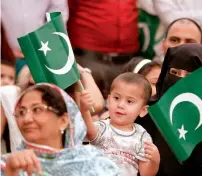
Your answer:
[155,43,202,176]
[157,43,202,98]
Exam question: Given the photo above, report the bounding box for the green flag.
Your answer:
[17,12,80,89]
[148,67,202,162]
[137,9,164,59]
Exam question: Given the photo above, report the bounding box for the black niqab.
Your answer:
[154,44,202,176]
[157,43,202,98]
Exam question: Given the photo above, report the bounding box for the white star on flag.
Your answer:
[178,125,188,140]
[38,41,51,56]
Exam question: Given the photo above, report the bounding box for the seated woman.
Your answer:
[1,83,119,176]
[1,62,104,153]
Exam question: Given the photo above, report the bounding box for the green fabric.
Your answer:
[137,9,164,59]
[16,59,27,76]
[17,12,80,90]
[148,67,202,162]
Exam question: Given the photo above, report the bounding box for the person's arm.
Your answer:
[78,64,105,114]
[80,90,98,140]
[139,141,160,176]
[1,105,7,139]
[12,50,24,58]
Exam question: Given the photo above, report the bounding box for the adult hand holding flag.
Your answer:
[148,67,202,162]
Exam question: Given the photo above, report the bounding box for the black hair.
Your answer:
[17,85,67,116]
[1,59,16,69]
[34,85,67,116]
[165,18,202,42]
[123,57,162,76]
[110,72,152,104]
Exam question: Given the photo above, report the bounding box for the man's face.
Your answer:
[163,20,201,53]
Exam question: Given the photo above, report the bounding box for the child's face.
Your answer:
[145,66,161,96]
[108,81,147,131]
[1,64,15,86]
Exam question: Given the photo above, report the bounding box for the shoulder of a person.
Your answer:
[95,119,110,126]
[134,123,148,133]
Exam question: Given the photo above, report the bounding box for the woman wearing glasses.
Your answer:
[1,83,119,176]
[1,63,104,154]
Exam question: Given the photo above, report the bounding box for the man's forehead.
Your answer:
[168,20,200,34]
[167,22,201,40]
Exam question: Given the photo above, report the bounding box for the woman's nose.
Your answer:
[23,110,34,122]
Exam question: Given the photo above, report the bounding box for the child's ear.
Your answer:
[139,105,149,118]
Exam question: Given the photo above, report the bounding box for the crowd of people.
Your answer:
[1,0,202,175]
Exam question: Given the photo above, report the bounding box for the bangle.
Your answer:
[82,68,92,74]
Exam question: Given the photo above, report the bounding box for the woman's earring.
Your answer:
[60,129,64,134]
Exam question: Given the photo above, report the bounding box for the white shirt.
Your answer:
[91,119,152,176]
[153,0,202,28]
[1,0,68,50]
[0,85,23,152]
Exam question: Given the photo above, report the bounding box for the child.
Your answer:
[1,60,16,86]
[80,72,160,176]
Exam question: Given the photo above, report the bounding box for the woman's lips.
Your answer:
[23,127,37,132]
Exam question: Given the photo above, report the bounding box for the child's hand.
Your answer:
[144,141,160,164]
[80,90,94,112]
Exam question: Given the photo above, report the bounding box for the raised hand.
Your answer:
[144,141,160,164]
[80,90,94,112]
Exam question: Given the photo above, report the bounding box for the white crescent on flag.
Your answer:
[169,92,202,130]
[44,32,75,75]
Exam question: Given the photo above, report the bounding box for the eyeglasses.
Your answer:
[14,104,59,119]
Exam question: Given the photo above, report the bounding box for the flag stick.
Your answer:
[77,80,95,113]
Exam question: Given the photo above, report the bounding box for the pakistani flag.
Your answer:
[17,12,80,89]
[148,67,202,162]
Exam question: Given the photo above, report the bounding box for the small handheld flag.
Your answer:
[149,67,202,162]
[18,12,80,90]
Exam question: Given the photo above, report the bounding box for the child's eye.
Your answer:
[127,100,134,104]
[9,76,14,81]
[113,96,119,100]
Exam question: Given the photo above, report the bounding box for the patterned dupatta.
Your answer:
[1,83,119,176]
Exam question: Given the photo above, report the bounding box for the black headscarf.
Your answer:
[157,43,202,98]
[154,43,202,176]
